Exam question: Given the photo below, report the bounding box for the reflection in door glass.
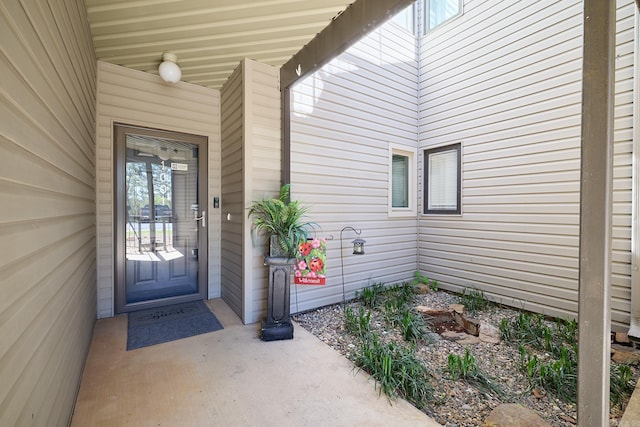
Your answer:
[124,135,199,304]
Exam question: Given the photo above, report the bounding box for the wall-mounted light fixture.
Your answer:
[158,52,181,83]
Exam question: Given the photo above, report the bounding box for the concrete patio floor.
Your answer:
[71,299,441,426]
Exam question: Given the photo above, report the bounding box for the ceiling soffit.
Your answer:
[86,0,354,89]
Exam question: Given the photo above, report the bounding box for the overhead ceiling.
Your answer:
[85,0,354,90]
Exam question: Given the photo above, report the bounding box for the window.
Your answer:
[392,154,409,207]
[389,145,416,217]
[425,0,462,33]
[391,3,416,34]
[424,143,461,214]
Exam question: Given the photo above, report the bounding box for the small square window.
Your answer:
[389,145,416,217]
[425,0,462,33]
[424,143,461,214]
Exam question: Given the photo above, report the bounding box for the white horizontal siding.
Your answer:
[290,18,419,313]
[0,1,97,426]
[220,63,244,320]
[418,0,636,330]
[95,61,220,318]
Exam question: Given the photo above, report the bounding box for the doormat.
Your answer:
[127,300,223,351]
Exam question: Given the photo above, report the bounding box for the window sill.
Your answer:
[388,209,417,218]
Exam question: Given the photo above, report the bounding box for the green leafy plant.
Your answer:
[413,271,429,285]
[447,347,477,379]
[388,282,415,306]
[555,318,578,346]
[383,298,403,328]
[357,282,386,308]
[519,344,577,403]
[501,312,546,347]
[344,306,371,338]
[446,348,504,397]
[248,184,317,258]
[399,310,427,343]
[413,271,439,291]
[509,314,634,407]
[460,287,491,314]
[501,313,577,359]
[611,364,635,408]
[354,336,433,410]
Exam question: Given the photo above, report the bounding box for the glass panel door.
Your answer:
[115,125,207,313]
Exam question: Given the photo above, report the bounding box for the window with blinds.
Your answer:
[424,143,461,214]
[389,145,416,217]
[392,154,409,208]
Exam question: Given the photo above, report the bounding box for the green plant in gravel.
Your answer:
[399,309,427,343]
[500,313,549,349]
[344,306,371,338]
[611,364,635,408]
[357,282,386,308]
[519,343,578,403]
[446,348,505,398]
[509,313,635,407]
[555,317,578,346]
[387,281,415,307]
[460,287,491,314]
[501,313,577,359]
[355,335,433,410]
[383,297,404,327]
[413,271,439,291]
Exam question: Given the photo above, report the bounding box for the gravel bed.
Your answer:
[293,290,637,427]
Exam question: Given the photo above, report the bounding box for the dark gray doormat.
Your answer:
[127,300,223,351]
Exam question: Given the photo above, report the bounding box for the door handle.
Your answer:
[194,210,206,228]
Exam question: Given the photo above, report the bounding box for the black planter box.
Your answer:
[261,319,294,341]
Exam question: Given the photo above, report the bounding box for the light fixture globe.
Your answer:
[159,52,181,83]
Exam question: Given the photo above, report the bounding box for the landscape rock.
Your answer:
[441,330,468,341]
[479,323,502,344]
[449,304,465,314]
[611,345,640,365]
[417,307,454,323]
[439,330,481,344]
[615,332,630,344]
[426,332,441,342]
[458,335,482,345]
[415,284,431,294]
[452,310,480,335]
[483,404,551,427]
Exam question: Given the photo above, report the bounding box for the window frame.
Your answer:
[423,143,462,215]
[389,144,417,217]
[390,2,417,34]
[424,0,463,34]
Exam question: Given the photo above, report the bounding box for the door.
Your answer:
[114,124,208,313]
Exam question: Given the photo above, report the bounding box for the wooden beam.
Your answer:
[577,0,615,424]
[280,0,415,90]
[280,0,413,184]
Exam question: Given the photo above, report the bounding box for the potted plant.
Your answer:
[248,184,316,258]
[248,184,317,340]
